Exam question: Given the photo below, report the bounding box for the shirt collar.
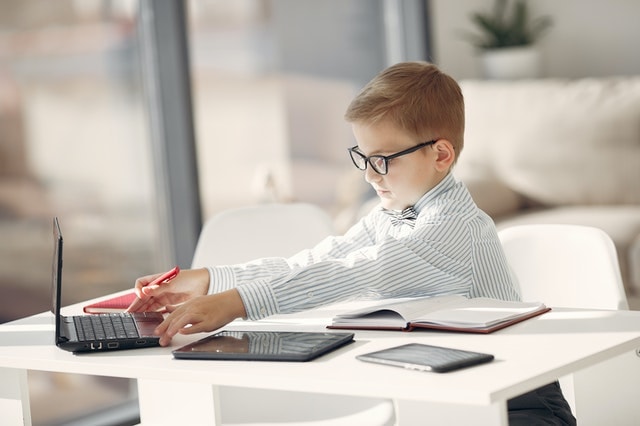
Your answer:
[413,173,457,215]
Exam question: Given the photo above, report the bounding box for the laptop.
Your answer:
[52,217,164,353]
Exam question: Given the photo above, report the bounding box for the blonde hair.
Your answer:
[344,61,465,159]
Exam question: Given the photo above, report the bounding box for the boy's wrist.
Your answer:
[226,289,248,320]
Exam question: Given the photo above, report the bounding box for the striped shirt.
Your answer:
[207,173,520,320]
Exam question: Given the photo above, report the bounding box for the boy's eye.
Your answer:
[371,156,386,169]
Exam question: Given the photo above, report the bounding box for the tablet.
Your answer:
[356,343,494,373]
[172,330,355,362]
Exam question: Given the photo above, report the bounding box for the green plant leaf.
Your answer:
[462,0,552,49]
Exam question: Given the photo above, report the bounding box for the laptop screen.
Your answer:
[52,217,63,342]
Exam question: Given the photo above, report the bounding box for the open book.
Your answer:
[327,295,550,333]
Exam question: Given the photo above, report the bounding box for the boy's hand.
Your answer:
[154,289,247,346]
[126,268,210,313]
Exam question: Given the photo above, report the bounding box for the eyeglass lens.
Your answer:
[349,150,387,174]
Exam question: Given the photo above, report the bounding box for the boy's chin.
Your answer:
[380,200,406,211]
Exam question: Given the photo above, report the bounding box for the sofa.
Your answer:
[453,77,640,309]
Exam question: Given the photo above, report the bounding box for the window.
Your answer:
[187,0,392,231]
[0,1,158,423]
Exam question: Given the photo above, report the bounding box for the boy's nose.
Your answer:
[364,166,382,184]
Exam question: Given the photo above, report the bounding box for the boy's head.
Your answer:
[345,61,465,161]
[344,62,465,210]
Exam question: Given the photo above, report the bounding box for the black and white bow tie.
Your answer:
[384,206,418,228]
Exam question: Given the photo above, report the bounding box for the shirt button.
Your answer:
[307,292,314,298]
[259,307,267,315]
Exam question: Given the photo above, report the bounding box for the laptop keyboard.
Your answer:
[74,313,139,342]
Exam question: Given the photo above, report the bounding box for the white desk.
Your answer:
[2,302,640,425]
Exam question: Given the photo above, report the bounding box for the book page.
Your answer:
[411,299,546,328]
[331,309,408,328]
[332,295,467,325]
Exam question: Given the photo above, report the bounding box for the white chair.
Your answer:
[192,202,336,266]
[191,202,395,426]
[499,224,639,425]
[498,224,628,310]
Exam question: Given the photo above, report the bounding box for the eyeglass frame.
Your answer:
[347,140,437,175]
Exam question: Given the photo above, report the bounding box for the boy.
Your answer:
[129,62,574,424]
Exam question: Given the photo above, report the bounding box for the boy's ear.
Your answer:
[433,139,456,172]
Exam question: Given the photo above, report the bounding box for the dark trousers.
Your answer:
[508,381,577,425]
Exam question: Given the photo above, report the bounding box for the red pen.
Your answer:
[147,265,180,287]
[126,266,180,312]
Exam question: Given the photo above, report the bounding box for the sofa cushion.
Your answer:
[459,78,640,206]
[456,174,525,218]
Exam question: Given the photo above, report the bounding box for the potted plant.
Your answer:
[464,0,553,79]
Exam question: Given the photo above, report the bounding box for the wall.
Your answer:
[430,0,640,80]
[272,0,386,86]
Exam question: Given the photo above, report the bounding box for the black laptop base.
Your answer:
[57,312,163,353]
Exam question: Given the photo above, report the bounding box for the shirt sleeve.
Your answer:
[234,210,475,320]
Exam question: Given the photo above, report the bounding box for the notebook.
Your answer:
[83,292,138,314]
[52,217,164,353]
[172,330,355,362]
[83,266,179,313]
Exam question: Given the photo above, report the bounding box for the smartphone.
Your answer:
[356,343,494,373]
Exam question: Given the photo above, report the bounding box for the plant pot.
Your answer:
[480,46,541,80]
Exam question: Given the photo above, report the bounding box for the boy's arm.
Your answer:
[236,222,476,320]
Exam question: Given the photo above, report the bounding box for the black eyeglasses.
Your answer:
[347,140,437,175]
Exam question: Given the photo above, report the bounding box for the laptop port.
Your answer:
[136,340,147,345]
[90,342,103,350]
[107,342,119,349]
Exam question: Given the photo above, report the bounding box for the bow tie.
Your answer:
[384,207,418,228]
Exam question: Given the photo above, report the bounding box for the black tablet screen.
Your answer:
[173,330,354,362]
[357,343,494,372]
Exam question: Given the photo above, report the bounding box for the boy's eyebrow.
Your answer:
[354,147,379,156]
[356,145,405,156]
[353,144,393,155]
[352,146,370,155]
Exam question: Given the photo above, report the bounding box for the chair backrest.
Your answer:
[192,203,335,268]
[498,224,628,310]
[499,225,637,424]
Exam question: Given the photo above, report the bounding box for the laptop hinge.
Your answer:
[60,317,76,342]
